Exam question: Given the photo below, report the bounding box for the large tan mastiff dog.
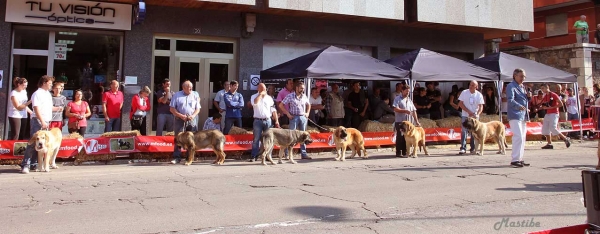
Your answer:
[398,121,429,158]
[462,117,507,156]
[28,128,63,172]
[175,129,227,165]
[333,126,367,161]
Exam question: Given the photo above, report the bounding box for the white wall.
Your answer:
[268,0,404,20]
[417,0,534,32]
[262,41,373,70]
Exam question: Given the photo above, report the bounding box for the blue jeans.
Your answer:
[567,113,579,121]
[251,119,271,159]
[21,119,43,169]
[460,116,475,151]
[173,118,198,160]
[223,117,242,135]
[156,113,174,136]
[104,118,121,132]
[289,115,308,157]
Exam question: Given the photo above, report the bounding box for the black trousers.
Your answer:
[395,122,407,156]
[131,117,147,135]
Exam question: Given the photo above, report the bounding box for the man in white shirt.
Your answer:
[309,87,324,124]
[458,80,485,155]
[249,83,279,162]
[392,86,420,157]
[21,75,61,174]
[213,81,230,130]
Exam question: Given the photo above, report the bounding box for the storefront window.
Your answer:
[13,28,48,50]
[53,31,121,106]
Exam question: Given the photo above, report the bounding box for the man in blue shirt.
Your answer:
[169,80,201,164]
[506,68,530,168]
[223,81,244,135]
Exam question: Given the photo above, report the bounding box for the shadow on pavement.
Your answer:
[287,206,352,222]
[496,183,582,192]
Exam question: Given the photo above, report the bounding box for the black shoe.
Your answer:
[541,144,553,149]
[396,155,408,158]
[30,165,37,171]
[520,161,530,167]
[564,138,571,148]
[510,161,523,168]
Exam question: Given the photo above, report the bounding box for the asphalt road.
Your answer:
[0,140,597,234]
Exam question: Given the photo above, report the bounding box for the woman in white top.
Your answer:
[7,77,32,140]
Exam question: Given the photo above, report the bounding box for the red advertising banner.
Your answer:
[0,118,594,160]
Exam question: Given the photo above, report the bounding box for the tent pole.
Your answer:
[305,77,311,98]
[575,82,583,143]
[496,81,502,122]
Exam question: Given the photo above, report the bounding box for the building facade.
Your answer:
[0,0,532,138]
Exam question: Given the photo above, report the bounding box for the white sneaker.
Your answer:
[170,159,180,164]
[458,149,466,155]
[21,167,29,174]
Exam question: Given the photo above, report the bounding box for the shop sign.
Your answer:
[54,43,67,60]
[5,0,133,30]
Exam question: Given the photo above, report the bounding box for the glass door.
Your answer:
[10,55,48,139]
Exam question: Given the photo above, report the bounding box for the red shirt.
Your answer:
[102,90,124,118]
[543,92,561,114]
[130,94,151,119]
[68,101,89,127]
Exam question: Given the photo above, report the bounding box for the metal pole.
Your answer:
[575,82,583,143]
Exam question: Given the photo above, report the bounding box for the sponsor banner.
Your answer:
[0,118,594,159]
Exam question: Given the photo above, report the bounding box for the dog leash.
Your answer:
[307,118,331,132]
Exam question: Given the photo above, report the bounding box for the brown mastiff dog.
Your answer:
[175,129,227,165]
[398,121,429,158]
[462,117,507,156]
[333,126,367,161]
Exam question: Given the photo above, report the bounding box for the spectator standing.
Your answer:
[565,87,581,138]
[392,86,420,157]
[326,84,345,127]
[391,82,404,103]
[458,80,485,155]
[483,87,498,115]
[280,81,312,160]
[500,84,508,115]
[7,77,32,140]
[66,89,91,136]
[369,87,382,114]
[102,80,124,132]
[170,80,201,164]
[414,88,431,119]
[506,68,530,168]
[539,84,571,149]
[580,87,595,139]
[346,81,369,129]
[155,79,175,136]
[213,81,230,130]
[319,89,328,125]
[203,112,222,131]
[130,86,151,135]
[309,87,324,124]
[574,15,589,43]
[556,84,568,121]
[223,81,244,135]
[50,82,66,130]
[276,79,294,125]
[21,76,55,174]
[249,83,279,162]
[529,90,546,120]
[444,85,461,117]
[426,82,442,120]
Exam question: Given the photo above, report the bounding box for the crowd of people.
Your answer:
[7,71,600,171]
